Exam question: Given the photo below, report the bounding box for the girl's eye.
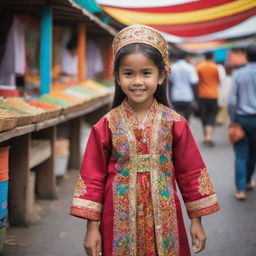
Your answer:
[143,71,152,76]
[124,72,132,76]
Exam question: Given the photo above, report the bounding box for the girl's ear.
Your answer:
[158,71,167,85]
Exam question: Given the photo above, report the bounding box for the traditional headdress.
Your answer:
[112,24,170,72]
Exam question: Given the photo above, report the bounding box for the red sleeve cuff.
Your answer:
[70,198,102,221]
[70,206,101,221]
[185,194,220,219]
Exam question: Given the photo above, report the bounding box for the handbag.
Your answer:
[228,123,245,143]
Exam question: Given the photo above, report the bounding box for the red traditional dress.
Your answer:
[70,99,220,256]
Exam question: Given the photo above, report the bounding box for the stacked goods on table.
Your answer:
[38,80,113,114]
[0,97,47,131]
[28,101,62,119]
[4,97,46,123]
[84,80,114,96]
[47,90,86,114]
[53,79,113,99]
[0,146,9,253]
[0,80,113,132]
[0,97,46,130]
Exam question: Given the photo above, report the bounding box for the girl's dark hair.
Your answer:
[112,43,170,109]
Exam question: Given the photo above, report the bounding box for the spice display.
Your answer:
[28,101,62,119]
[49,90,85,105]
[38,95,71,107]
[4,98,45,116]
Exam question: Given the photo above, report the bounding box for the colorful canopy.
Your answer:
[96,0,256,43]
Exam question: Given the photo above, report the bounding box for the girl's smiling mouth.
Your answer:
[129,89,146,95]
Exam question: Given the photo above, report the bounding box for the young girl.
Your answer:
[70,24,220,256]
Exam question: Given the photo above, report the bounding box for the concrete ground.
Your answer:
[1,117,256,256]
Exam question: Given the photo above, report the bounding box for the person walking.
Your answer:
[70,24,220,256]
[169,51,198,121]
[228,43,256,200]
[197,51,220,147]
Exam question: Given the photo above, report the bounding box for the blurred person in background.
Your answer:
[216,62,229,125]
[197,51,220,147]
[169,51,198,121]
[228,43,256,200]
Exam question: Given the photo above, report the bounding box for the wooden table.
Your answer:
[0,95,112,226]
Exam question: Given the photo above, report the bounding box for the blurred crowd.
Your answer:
[168,43,256,200]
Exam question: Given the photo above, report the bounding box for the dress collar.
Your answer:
[121,98,158,128]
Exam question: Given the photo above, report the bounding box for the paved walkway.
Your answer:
[2,118,256,256]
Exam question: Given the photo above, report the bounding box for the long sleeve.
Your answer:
[70,117,112,221]
[173,117,220,219]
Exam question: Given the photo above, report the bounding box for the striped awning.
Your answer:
[96,0,256,43]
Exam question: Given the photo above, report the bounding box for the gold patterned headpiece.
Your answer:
[112,24,170,72]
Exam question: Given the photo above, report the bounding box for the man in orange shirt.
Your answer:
[197,51,220,146]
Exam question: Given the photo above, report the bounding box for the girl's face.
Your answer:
[117,51,166,109]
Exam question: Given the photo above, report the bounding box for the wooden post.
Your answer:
[68,117,81,169]
[9,134,30,226]
[34,126,57,199]
[77,24,86,81]
[40,6,52,95]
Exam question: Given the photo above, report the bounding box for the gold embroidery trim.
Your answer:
[198,168,215,196]
[70,207,101,221]
[185,194,218,212]
[72,198,102,212]
[149,104,165,254]
[188,203,220,219]
[119,106,138,256]
[74,175,87,197]
[112,25,170,72]
[171,110,181,121]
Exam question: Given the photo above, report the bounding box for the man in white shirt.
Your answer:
[169,52,198,120]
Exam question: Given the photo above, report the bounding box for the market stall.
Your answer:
[0,0,116,232]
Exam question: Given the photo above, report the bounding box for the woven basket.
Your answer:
[4,97,47,123]
[62,103,86,115]
[27,101,63,120]
[16,115,34,126]
[0,105,33,126]
[31,112,47,123]
[45,108,63,119]
[0,116,18,132]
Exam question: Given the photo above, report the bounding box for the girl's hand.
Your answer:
[84,220,102,256]
[190,217,207,254]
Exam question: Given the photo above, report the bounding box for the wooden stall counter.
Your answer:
[0,95,112,226]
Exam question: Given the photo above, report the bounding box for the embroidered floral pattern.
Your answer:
[137,173,157,255]
[70,207,101,220]
[185,194,218,212]
[107,101,181,256]
[74,175,87,197]
[72,198,102,211]
[198,169,215,196]
[113,25,170,71]
[107,106,134,255]
[70,198,102,221]
[150,106,179,255]
[188,203,220,219]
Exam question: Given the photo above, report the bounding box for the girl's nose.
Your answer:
[133,75,143,86]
